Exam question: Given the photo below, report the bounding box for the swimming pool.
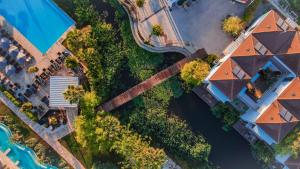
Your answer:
[0,123,57,169]
[0,0,75,54]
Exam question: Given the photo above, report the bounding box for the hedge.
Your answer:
[242,0,261,24]
[3,91,22,107]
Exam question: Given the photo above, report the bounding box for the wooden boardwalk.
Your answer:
[97,49,207,112]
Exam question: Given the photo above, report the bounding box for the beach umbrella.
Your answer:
[8,45,19,60]
[0,57,7,70]
[16,52,26,65]
[5,65,15,76]
[0,37,10,51]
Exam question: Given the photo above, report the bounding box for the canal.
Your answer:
[169,93,261,169]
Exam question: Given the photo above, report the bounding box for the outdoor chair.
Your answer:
[48,67,55,74]
[55,58,62,64]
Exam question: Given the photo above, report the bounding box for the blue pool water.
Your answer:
[0,123,57,169]
[0,0,74,54]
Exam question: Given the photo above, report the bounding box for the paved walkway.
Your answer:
[0,93,85,169]
[119,0,192,56]
[97,49,206,112]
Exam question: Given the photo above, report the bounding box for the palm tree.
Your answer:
[63,85,85,104]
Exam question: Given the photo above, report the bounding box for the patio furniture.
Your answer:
[55,58,62,64]
[0,57,7,70]
[48,67,55,74]
[41,96,49,106]
[4,64,15,76]
[24,89,33,97]
[7,45,19,61]
[16,52,26,65]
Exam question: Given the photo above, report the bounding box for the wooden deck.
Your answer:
[0,151,19,169]
[97,49,207,112]
[192,85,218,107]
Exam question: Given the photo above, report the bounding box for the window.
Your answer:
[276,18,289,31]
[279,109,293,122]
[232,66,245,79]
[255,42,267,55]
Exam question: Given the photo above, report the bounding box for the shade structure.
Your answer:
[0,37,10,51]
[0,57,7,70]
[5,64,15,76]
[16,52,26,65]
[8,45,19,60]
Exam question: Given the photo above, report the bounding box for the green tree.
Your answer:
[152,24,164,36]
[223,16,245,37]
[203,54,219,67]
[211,102,240,130]
[63,85,85,104]
[27,66,39,73]
[92,162,119,169]
[74,114,166,169]
[275,127,300,158]
[136,0,145,7]
[180,60,210,86]
[65,56,79,69]
[251,141,275,168]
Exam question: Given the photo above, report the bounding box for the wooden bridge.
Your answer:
[97,49,207,112]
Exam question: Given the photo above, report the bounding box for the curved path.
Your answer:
[118,0,193,56]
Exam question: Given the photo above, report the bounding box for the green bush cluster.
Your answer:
[3,91,21,107]
[211,102,241,131]
[251,141,275,168]
[242,0,261,23]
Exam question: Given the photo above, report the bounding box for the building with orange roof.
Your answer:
[205,9,300,168]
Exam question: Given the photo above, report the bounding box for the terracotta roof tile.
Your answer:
[210,59,251,100]
[231,55,271,76]
[232,35,258,56]
[277,54,300,76]
[256,101,299,142]
[253,31,296,54]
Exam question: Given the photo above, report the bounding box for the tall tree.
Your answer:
[63,85,85,104]
[180,60,210,86]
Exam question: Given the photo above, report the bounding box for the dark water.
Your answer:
[170,93,261,169]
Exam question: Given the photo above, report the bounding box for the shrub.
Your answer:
[251,141,275,168]
[211,102,241,131]
[203,54,219,67]
[136,0,145,7]
[3,91,21,107]
[27,66,39,73]
[152,24,164,36]
[242,0,261,23]
[65,56,79,69]
[180,60,210,86]
[20,102,37,121]
[223,16,245,37]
